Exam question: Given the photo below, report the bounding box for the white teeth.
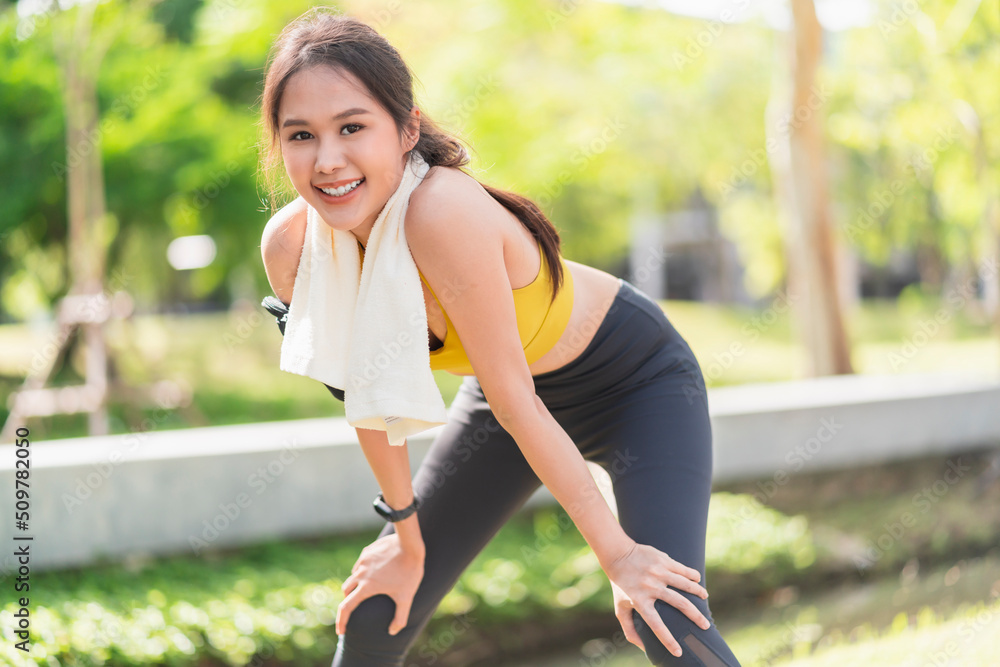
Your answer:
[319,179,363,197]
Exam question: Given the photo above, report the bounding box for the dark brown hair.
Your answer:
[257,7,565,301]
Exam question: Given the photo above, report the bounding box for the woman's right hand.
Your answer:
[604,540,710,658]
[336,532,425,637]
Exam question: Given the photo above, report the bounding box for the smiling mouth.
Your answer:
[316,178,365,197]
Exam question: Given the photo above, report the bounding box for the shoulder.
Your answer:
[405,165,536,417]
[405,165,503,256]
[261,196,309,304]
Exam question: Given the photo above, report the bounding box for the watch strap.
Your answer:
[373,493,420,522]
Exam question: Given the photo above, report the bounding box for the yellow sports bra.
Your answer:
[359,238,575,375]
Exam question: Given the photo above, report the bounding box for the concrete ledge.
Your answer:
[2,371,998,574]
[708,371,1000,482]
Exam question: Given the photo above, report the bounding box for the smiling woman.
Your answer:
[256,7,743,667]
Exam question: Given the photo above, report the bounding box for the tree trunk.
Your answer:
[769,0,854,377]
[59,3,111,434]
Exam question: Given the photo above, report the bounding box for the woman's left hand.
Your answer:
[604,540,710,658]
[336,532,425,636]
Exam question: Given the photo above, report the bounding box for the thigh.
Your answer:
[591,385,743,666]
[332,378,544,665]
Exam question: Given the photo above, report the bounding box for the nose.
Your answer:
[314,137,347,174]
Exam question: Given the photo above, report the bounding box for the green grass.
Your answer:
[0,497,815,667]
[2,294,997,441]
[505,451,1000,666]
[771,595,1000,666]
[3,451,998,666]
[504,554,1000,667]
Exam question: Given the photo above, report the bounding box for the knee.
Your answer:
[336,594,406,662]
[633,600,735,666]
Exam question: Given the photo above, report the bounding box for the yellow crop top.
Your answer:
[358,239,575,375]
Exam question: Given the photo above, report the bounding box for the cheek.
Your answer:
[282,150,311,181]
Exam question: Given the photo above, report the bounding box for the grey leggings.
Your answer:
[331,279,743,666]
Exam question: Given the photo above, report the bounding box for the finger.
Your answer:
[663,553,702,583]
[640,604,682,658]
[668,570,708,599]
[336,591,362,635]
[616,607,645,652]
[389,599,411,636]
[341,574,358,596]
[664,588,711,630]
[660,556,707,599]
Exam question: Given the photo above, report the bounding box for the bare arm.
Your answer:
[260,196,308,305]
[499,402,635,569]
[355,427,425,557]
[404,174,633,571]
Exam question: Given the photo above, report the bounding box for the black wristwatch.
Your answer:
[373,493,421,522]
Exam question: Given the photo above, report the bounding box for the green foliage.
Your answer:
[706,493,817,575]
[1,290,994,440]
[0,499,816,665]
[1,0,997,320]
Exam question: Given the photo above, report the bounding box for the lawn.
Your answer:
[2,450,998,666]
[1,293,997,442]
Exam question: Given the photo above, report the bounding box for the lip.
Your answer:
[314,178,365,205]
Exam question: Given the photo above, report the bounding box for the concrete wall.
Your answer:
[2,371,998,575]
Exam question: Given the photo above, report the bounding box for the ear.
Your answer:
[404,106,420,152]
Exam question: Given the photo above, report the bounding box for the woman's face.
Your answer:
[278,64,418,243]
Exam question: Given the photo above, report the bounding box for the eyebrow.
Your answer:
[281,107,371,129]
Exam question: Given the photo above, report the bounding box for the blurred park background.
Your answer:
[1,0,999,665]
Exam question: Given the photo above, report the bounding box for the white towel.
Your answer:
[279,151,448,446]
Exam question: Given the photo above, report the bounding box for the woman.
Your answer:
[258,8,742,667]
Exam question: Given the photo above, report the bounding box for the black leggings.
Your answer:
[331,279,743,666]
